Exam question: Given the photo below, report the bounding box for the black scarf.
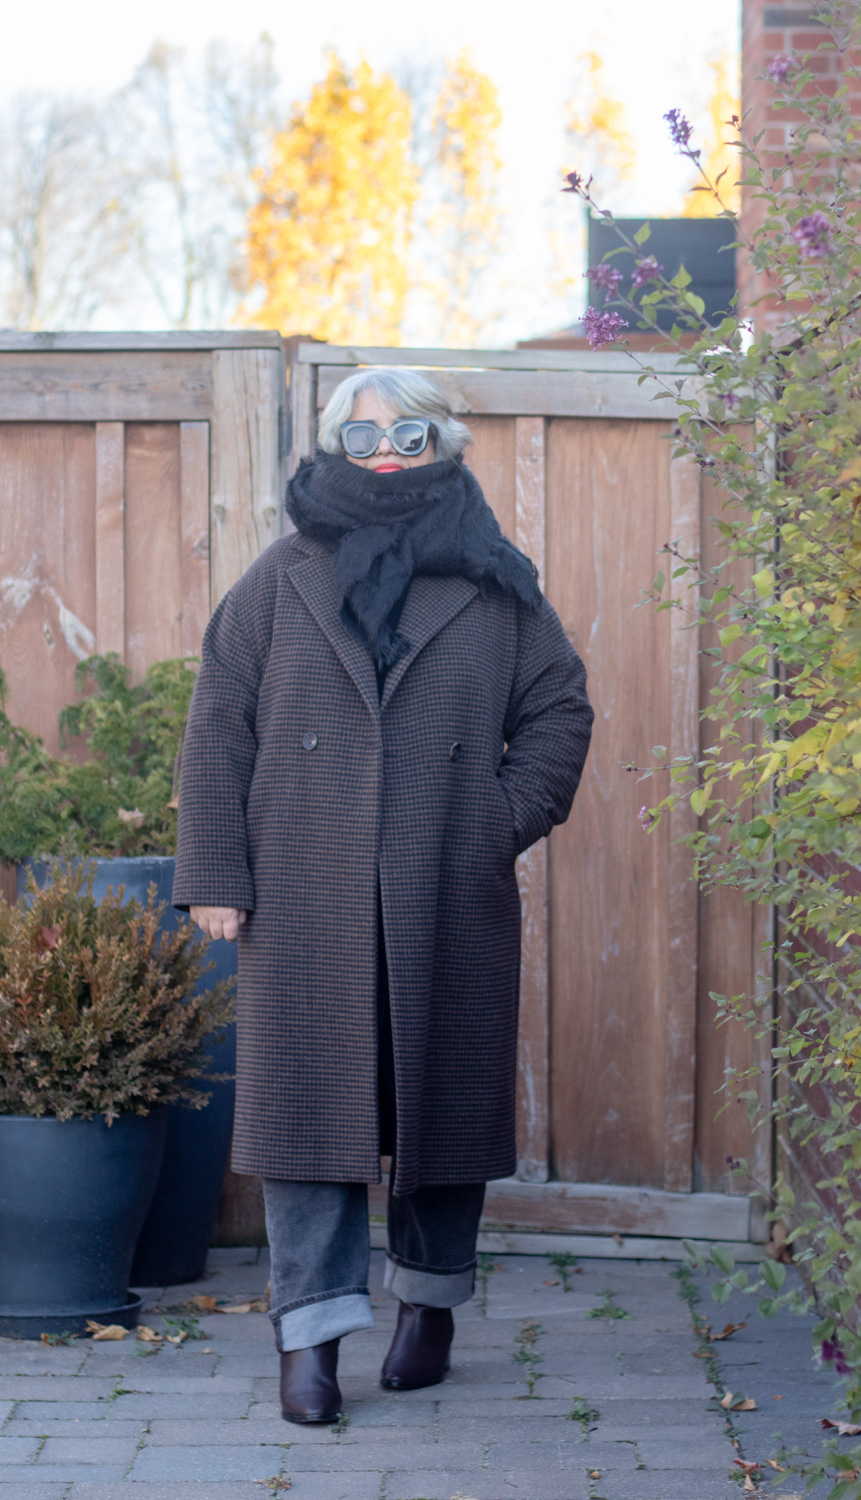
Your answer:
[286,452,541,669]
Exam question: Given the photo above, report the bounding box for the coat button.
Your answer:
[449,741,462,761]
[302,732,318,751]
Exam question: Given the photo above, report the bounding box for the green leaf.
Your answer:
[634,222,651,246]
[651,745,666,759]
[758,1297,779,1318]
[653,571,665,593]
[684,292,706,317]
[671,263,692,290]
[711,1281,731,1306]
[761,1259,786,1291]
[710,1245,735,1275]
[718,624,743,647]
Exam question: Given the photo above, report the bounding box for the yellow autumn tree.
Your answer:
[242,53,416,343]
[429,50,502,346]
[564,51,636,201]
[682,52,741,216]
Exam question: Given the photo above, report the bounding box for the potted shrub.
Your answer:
[0,655,239,1285]
[0,862,234,1337]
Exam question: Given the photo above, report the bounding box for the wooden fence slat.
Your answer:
[317,366,700,421]
[179,423,211,658]
[289,359,316,481]
[514,417,550,1183]
[0,332,282,353]
[0,353,212,422]
[664,451,702,1192]
[95,423,125,661]
[301,343,688,374]
[210,349,285,608]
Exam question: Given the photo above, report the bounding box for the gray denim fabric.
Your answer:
[263,1175,485,1351]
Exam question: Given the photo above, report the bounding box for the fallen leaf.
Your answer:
[203,1347,212,1354]
[589,1472,601,1480]
[773,1394,782,1400]
[166,1331,188,1345]
[165,795,179,810]
[823,1418,861,1436]
[743,1477,756,1493]
[835,1470,860,1482]
[188,1295,218,1314]
[692,1350,711,1358]
[766,1460,788,1471]
[721,1390,757,1411]
[117,807,144,828]
[86,1321,128,1341]
[218,1299,269,1314]
[136,1326,163,1344]
[542,1280,561,1287]
[734,1460,761,1474]
[711,1321,747,1341]
[612,1234,623,1247]
[40,1331,76,1346]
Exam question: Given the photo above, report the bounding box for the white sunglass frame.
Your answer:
[339,418,431,458]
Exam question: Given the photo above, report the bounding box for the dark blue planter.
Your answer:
[0,1110,167,1338]
[17,856,238,1286]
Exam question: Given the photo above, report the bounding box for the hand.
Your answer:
[190,906,247,943]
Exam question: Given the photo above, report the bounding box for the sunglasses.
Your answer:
[339,418,431,459]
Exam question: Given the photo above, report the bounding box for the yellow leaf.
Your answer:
[165,1331,187,1345]
[188,1295,218,1313]
[752,567,773,598]
[136,1326,163,1344]
[786,725,828,769]
[86,1321,128,1341]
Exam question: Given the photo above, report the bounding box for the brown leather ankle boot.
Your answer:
[280,1338,342,1423]
[381,1302,453,1390]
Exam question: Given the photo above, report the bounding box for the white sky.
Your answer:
[2,0,740,343]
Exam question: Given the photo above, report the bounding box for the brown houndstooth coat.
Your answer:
[172,530,593,1194]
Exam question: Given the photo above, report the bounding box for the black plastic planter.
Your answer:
[0,1110,167,1337]
[17,856,238,1286]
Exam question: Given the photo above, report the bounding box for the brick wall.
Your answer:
[739,1,858,324]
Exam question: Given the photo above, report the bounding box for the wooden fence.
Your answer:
[0,334,770,1254]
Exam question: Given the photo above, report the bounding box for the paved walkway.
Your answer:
[0,1247,847,1499]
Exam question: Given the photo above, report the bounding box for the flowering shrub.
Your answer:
[0,862,234,1120]
[0,654,196,861]
[566,9,861,1491]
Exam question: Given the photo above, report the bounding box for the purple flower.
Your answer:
[632,255,663,288]
[583,306,629,350]
[821,1338,851,1377]
[720,391,739,410]
[587,263,624,294]
[791,211,835,258]
[562,171,583,194]
[665,108,694,149]
[638,806,657,832]
[765,54,794,84]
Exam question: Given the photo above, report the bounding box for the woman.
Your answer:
[173,367,593,1424]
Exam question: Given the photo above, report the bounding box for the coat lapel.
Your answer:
[288,542,381,728]
[381,575,478,713]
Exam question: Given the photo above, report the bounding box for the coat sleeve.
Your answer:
[498,596,594,855]
[171,556,277,913]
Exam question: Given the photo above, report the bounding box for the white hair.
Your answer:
[317,366,473,461]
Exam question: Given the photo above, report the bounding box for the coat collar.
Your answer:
[286,536,478,723]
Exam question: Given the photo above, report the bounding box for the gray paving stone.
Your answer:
[595,1422,727,1444]
[591,1399,725,1427]
[104,1375,252,1394]
[12,1402,116,1421]
[0,1377,116,1401]
[635,1438,733,1468]
[0,1349,88,1376]
[0,1404,11,1428]
[587,1469,736,1499]
[37,1435,139,1465]
[286,1442,483,1470]
[385,1470,590,1500]
[0,1484,69,1497]
[4,1420,143,1439]
[108,1393,251,1420]
[66,1486,272,1500]
[488,1437,637,1468]
[6,1466,128,1482]
[0,1433,41,1461]
[130,1445,282,1481]
[277,1477,383,1500]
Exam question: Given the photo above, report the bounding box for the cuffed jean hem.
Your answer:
[384,1255,476,1308]
[272,1291,374,1353]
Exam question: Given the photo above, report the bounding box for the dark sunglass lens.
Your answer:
[345,424,379,457]
[393,422,425,454]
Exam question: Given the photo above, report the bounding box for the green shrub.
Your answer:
[0,653,196,861]
[0,862,234,1120]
